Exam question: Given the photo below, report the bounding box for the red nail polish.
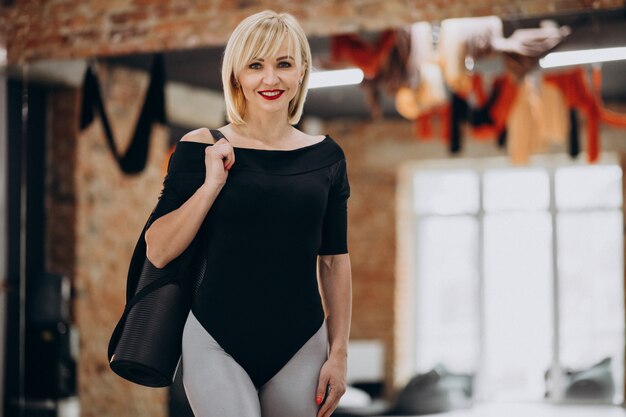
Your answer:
[316,395,322,405]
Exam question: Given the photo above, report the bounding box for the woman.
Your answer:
[144,10,352,417]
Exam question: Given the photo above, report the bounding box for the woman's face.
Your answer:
[237,39,303,117]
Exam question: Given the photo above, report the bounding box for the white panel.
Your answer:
[416,215,480,374]
[483,168,550,212]
[483,212,553,401]
[413,170,479,215]
[558,210,625,402]
[555,165,622,210]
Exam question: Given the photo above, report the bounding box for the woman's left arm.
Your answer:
[316,252,352,417]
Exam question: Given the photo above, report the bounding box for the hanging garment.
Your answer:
[537,80,569,145]
[447,73,518,153]
[438,16,503,94]
[543,68,600,163]
[413,105,450,143]
[406,21,435,89]
[330,30,404,118]
[495,23,570,81]
[506,77,550,165]
[382,27,411,95]
[409,72,518,148]
[569,109,581,158]
[592,65,626,129]
[330,30,396,79]
[80,54,167,174]
[395,62,447,120]
[491,24,571,57]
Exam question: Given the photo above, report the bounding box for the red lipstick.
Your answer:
[258,90,284,100]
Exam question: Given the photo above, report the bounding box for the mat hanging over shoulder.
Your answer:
[107,142,209,387]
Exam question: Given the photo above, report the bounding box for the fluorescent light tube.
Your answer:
[308,68,364,89]
[539,47,626,68]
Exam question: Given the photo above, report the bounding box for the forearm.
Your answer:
[318,254,352,358]
[145,182,222,268]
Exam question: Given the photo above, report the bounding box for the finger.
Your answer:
[226,151,235,170]
[323,396,341,417]
[315,377,328,407]
[317,385,335,417]
[319,398,336,417]
[323,381,347,417]
[213,141,234,165]
[212,144,232,162]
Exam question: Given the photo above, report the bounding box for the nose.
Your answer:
[261,66,279,86]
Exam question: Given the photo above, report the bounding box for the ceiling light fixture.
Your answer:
[308,68,364,89]
[539,47,626,68]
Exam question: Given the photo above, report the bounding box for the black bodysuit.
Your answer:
[149,130,350,388]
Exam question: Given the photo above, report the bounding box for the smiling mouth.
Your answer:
[259,90,284,100]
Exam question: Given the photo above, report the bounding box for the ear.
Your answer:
[299,69,306,84]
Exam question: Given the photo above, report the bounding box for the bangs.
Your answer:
[236,21,302,73]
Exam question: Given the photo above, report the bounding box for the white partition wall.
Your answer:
[410,154,624,404]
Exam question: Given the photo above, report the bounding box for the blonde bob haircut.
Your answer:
[222,10,312,125]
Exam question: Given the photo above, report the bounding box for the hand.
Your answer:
[316,355,347,417]
[204,138,234,188]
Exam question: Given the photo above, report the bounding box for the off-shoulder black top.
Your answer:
[147,130,350,388]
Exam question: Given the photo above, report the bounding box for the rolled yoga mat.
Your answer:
[109,247,206,387]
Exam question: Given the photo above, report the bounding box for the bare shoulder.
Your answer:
[180,127,216,144]
[295,129,326,144]
[309,133,327,143]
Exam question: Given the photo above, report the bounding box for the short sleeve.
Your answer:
[318,158,351,255]
[146,172,205,231]
[146,146,205,230]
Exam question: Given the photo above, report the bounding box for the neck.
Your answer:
[237,108,294,144]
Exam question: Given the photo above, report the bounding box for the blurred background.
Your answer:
[1,1,626,417]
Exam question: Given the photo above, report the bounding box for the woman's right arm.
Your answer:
[144,129,235,269]
[144,181,223,269]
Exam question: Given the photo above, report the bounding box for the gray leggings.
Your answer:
[181,310,329,417]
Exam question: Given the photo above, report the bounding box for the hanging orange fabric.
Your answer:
[592,65,626,128]
[544,67,601,162]
[507,78,551,165]
[537,80,569,145]
[330,31,397,79]
[413,105,450,143]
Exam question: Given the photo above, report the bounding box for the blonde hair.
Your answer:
[222,10,312,125]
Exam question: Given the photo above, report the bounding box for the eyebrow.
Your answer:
[253,56,294,62]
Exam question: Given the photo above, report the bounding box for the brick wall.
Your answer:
[2,0,623,64]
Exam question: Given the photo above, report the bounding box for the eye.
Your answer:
[278,61,292,68]
[249,62,262,69]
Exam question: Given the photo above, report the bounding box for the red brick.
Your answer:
[3,0,623,64]
[109,9,150,25]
